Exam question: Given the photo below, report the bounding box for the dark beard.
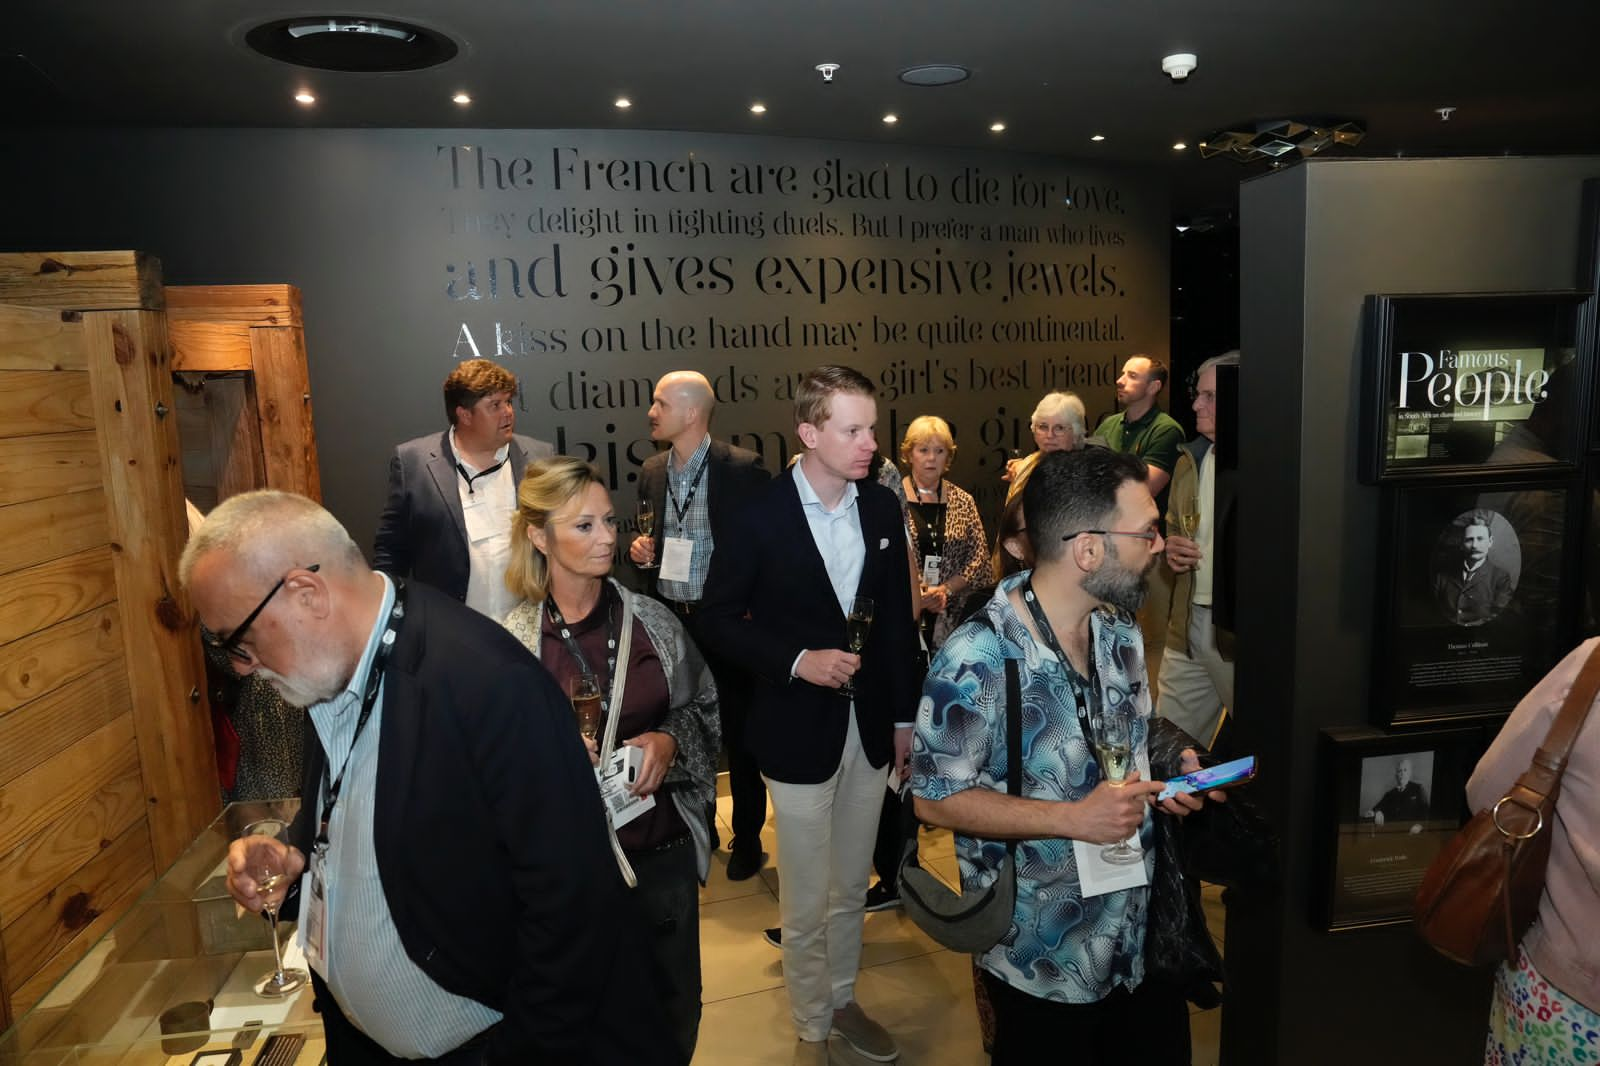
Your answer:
[1083,542,1150,613]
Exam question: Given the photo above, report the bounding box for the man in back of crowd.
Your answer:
[629,369,773,881]
[373,358,553,620]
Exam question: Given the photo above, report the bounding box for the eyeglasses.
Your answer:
[205,564,320,663]
[1033,423,1072,436]
[1189,388,1217,404]
[1061,529,1159,543]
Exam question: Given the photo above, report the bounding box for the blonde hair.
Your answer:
[506,456,608,603]
[794,365,874,430]
[899,415,957,466]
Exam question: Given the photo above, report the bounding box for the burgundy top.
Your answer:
[539,582,685,850]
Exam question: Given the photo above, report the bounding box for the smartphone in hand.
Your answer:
[1155,755,1257,802]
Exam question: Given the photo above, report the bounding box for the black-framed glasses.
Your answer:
[205,564,320,663]
[1061,529,1159,543]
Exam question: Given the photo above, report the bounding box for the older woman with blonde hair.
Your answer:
[501,456,719,1066]
[899,415,990,650]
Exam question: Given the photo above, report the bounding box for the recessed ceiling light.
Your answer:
[1091,134,1106,142]
[1172,141,1188,151]
[452,92,471,105]
[990,121,1006,133]
[294,90,316,105]
[750,102,767,114]
[615,97,631,109]
[246,17,457,72]
[883,113,899,125]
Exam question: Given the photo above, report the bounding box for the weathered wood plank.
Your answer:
[165,284,301,327]
[0,252,163,312]
[0,305,87,371]
[0,603,122,714]
[0,431,101,508]
[7,865,146,1021]
[0,716,138,857]
[0,763,143,922]
[168,320,253,372]
[0,370,94,438]
[82,309,218,868]
[0,546,116,649]
[209,373,266,503]
[252,326,322,502]
[0,661,132,786]
[2,819,154,985]
[0,489,110,578]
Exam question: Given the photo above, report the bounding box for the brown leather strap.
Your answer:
[1506,641,1600,816]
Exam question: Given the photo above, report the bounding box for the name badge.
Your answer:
[461,492,500,544]
[1072,748,1152,898]
[596,746,656,829]
[659,537,694,583]
[302,851,329,976]
[921,555,943,588]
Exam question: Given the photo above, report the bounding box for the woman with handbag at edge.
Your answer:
[501,456,721,1066]
[1467,638,1600,1063]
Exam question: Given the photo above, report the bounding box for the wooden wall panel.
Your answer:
[0,489,110,578]
[0,372,94,438]
[0,547,116,649]
[0,431,101,508]
[251,327,321,501]
[0,604,122,714]
[0,662,132,786]
[0,305,86,371]
[0,252,162,312]
[0,717,138,857]
[8,871,146,1021]
[0,767,146,923]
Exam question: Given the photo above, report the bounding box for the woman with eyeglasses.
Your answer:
[500,457,719,1066]
[1004,391,1087,501]
[899,415,990,650]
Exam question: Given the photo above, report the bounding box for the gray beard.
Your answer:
[1083,548,1150,613]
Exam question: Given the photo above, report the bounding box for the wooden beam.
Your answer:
[0,489,110,578]
[0,430,101,508]
[168,320,253,372]
[81,310,219,868]
[250,326,322,501]
[0,603,123,714]
[165,284,302,327]
[0,370,94,439]
[0,661,132,787]
[0,306,86,372]
[0,545,117,649]
[0,252,163,312]
[208,374,267,503]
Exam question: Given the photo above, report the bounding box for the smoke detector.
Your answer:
[1161,53,1198,81]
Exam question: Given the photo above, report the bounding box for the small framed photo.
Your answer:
[1358,290,1587,483]
[1373,479,1577,724]
[1314,727,1481,932]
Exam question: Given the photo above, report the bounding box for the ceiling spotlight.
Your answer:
[1175,224,1191,233]
[452,92,471,105]
[294,90,316,104]
[749,102,767,114]
[1172,141,1188,151]
[1436,106,1456,121]
[883,113,899,125]
[990,121,1006,133]
[1161,53,1198,81]
[816,62,840,83]
[1091,133,1106,142]
[615,97,632,109]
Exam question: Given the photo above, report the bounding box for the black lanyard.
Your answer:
[665,451,709,528]
[455,457,507,495]
[1019,577,1103,766]
[315,580,408,850]
[545,593,620,717]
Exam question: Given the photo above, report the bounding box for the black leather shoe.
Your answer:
[726,848,767,882]
[763,927,782,949]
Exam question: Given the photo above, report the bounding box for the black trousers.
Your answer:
[683,611,767,851]
[980,970,1191,1066]
[311,973,491,1065]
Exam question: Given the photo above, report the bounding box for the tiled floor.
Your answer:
[691,787,1224,1065]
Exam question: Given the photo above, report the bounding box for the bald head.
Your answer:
[648,370,715,453]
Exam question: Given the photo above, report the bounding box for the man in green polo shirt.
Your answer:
[1096,354,1185,696]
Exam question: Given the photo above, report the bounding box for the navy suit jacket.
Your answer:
[634,437,770,596]
[698,466,920,783]
[372,430,554,601]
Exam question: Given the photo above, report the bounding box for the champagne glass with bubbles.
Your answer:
[1093,714,1143,866]
[636,500,657,569]
[839,597,874,699]
[243,819,308,997]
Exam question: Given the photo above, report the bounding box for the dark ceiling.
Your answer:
[9,0,1600,216]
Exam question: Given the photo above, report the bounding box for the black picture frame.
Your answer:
[1580,179,1600,454]
[1358,290,1588,483]
[1373,479,1577,725]
[1583,463,1600,638]
[1314,727,1480,932]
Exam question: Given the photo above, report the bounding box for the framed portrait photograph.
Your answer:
[1358,290,1588,483]
[1314,727,1481,932]
[1373,479,1577,724]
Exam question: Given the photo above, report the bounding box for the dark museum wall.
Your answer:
[1232,156,1600,1066]
[0,128,1168,547]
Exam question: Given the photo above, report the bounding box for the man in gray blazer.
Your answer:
[373,358,553,619]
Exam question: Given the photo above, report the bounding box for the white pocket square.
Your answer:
[879,538,890,549]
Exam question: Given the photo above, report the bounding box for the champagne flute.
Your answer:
[243,819,308,998]
[840,597,874,699]
[1093,715,1143,866]
[1177,504,1199,539]
[570,674,603,743]
[636,500,658,569]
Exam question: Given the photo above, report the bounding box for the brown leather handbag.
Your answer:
[1414,644,1600,967]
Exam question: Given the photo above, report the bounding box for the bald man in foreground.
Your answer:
[631,370,773,880]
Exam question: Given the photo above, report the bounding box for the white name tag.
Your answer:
[921,555,943,588]
[596,746,656,829]
[659,537,694,583]
[1073,748,1152,898]
[302,854,329,976]
[461,492,500,544]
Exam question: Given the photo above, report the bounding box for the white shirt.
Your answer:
[451,428,517,622]
[790,459,865,677]
[1193,448,1217,607]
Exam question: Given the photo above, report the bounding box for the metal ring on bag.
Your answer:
[1491,796,1544,841]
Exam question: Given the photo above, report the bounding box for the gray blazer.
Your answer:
[372,429,554,602]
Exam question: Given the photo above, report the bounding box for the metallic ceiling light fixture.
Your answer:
[1198,117,1365,163]
[898,65,970,86]
[245,17,457,72]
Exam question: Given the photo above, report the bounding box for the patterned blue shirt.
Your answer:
[911,572,1154,1003]
[658,434,714,602]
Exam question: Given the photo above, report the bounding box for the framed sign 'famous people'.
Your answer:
[1374,480,1576,724]
[1359,291,1587,483]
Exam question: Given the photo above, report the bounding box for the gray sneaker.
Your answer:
[830,1002,898,1062]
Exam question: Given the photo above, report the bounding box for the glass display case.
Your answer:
[0,801,325,1066]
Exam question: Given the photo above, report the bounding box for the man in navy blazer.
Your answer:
[699,366,919,1064]
[373,359,554,619]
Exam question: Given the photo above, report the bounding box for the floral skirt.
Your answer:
[1486,944,1600,1064]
